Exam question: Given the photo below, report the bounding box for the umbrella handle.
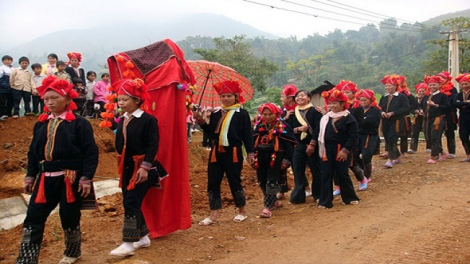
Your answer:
[197,69,213,108]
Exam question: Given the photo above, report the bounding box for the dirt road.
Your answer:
[1,125,469,263]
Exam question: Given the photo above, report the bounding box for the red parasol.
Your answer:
[187,60,254,108]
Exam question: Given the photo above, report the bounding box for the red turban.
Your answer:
[437,71,452,82]
[37,75,78,99]
[36,75,78,122]
[456,73,470,84]
[112,78,150,104]
[67,52,82,64]
[356,89,380,109]
[425,75,445,84]
[381,74,401,86]
[213,80,245,103]
[321,89,349,109]
[414,82,430,95]
[335,80,358,93]
[281,84,298,97]
[258,102,282,117]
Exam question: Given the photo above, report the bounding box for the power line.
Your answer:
[241,0,425,33]
[281,0,422,31]
[327,0,428,27]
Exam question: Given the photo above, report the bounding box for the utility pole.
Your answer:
[440,29,468,91]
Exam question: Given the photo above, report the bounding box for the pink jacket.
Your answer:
[93,80,110,103]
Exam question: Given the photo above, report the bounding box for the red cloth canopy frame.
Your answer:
[107,39,194,238]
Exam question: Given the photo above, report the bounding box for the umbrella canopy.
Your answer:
[187,60,254,108]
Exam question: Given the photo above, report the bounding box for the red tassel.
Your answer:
[38,113,49,122]
[64,111,76,122]
[233,146,238,163]
[336,144,342,161]
[64,172,76,203]
[126,155,145,191]
[34,173,47,204]
[210,147,217,163]
[270,153,276,168]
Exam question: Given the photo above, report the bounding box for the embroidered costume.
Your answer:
[253,103,296,211]
[16,76,99,264]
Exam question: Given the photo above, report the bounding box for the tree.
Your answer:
[193,35,278,92]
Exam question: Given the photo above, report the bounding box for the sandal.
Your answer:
[270,201,283,210]
[59,256,81,264]
[233,214,248,223]
[259,209,272,218]
[198,217,216,226]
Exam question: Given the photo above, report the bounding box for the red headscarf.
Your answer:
[321,89,349,110]
[414,82,430,95]
[213,80,245,103]
[356,89,380,109]
[456,73,470,84]
[281,84,298,97]
[67,52,82,65]
[112,78,150,106]
[335,80,358,93]
[36,75,78,122]
[258,103,282,118]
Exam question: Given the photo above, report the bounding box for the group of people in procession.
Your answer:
[0,53,112,121]
[2,49,470,263]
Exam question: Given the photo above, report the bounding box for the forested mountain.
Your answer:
[3,9,469,102]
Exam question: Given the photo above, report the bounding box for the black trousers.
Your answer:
[382,118,401,160]
[319,144,359,208]
[290,143,321,203]
[0,92,13,116]
[17,175,83,264]
[256,147,284,209]
[121,163,153,242]
[31,95,44,114]
[207,146,245,210]
[425,116,446,158]
[12,89,31,116]
[459,114,470,155]
[410,115,430,151]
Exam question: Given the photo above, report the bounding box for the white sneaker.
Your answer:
[0,115,7,121]
[448,154,457,159]
[109,243,135,256]
[133,239,151,249]
[426,149,432,153]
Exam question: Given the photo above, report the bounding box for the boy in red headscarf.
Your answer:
[420,75,451,164]
[194,80,254,225]
[453,73,470,162]
[252,103,296,218]
[318,89,360,208]
[109,78,168,257]
[16,75,99,264]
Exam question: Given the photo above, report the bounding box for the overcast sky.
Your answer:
[1,0,469,49]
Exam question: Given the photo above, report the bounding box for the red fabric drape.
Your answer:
[107,39,193,238]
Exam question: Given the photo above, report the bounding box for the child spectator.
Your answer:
[0,55,14,120]
[55,61,72,83]
[65,52,86,87]
[186,110,195,143]
[85,71,96,118]
[93,73,111,113]
[72,77,87,116]
[41,53,58,76]
[10,56,35,118]
[31,63,46,115]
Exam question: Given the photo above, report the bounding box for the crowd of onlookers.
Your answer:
[0,53,111,121]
